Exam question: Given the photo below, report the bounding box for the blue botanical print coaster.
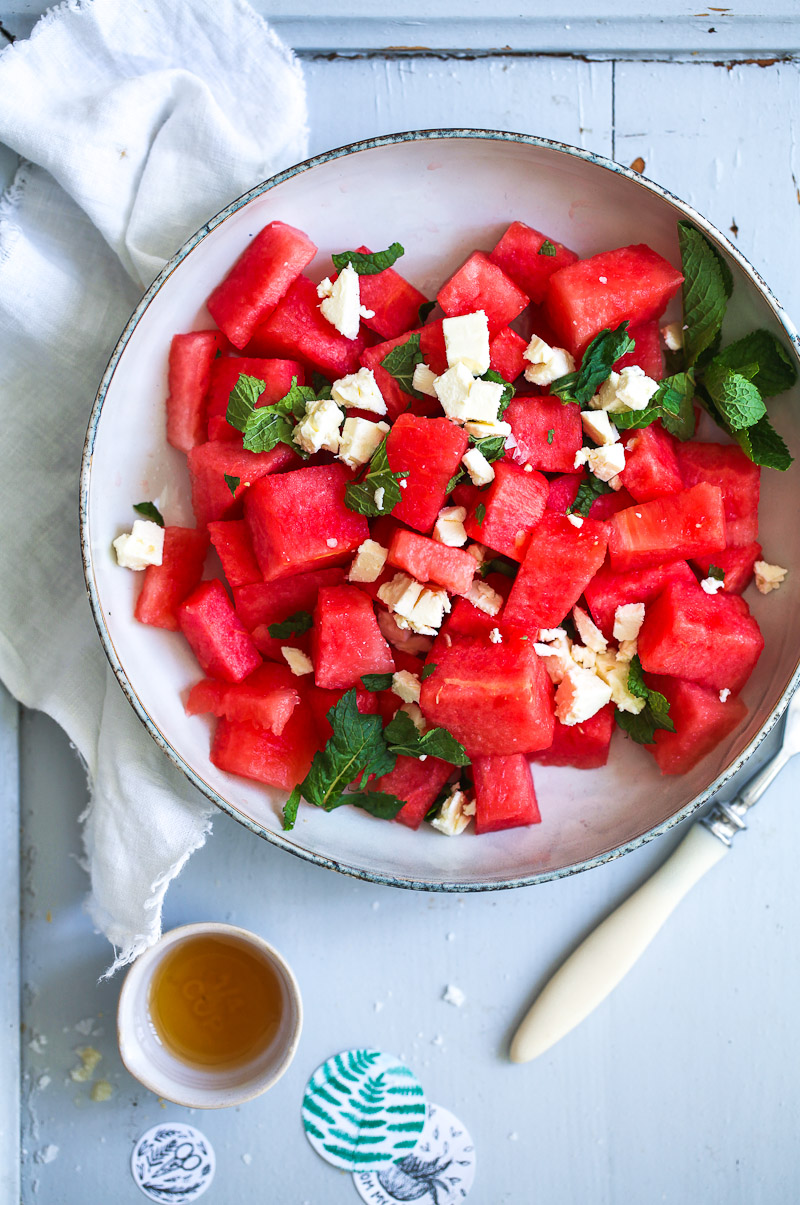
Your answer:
[353,1102,476,1204]
[131,1123,215,1203]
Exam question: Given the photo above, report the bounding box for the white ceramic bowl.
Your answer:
[81,130,800,890]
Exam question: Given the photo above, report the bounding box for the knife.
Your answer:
[509,686,800,1064]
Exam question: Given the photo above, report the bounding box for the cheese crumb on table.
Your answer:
[443,984,466,1007]
[281,647,314,676]
[331,366,387,415]
[112,520,164,570]
[754,560,788,594]
[442,310,491,375]
[462,446,495,486]
[523,334,575,385]
[431,787,476,836]
[391,670,421,704]
[433,506,468,547]
[348,539,388,583]
[318,262,364,339]
[613,602,646,643]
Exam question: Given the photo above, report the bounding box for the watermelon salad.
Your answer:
[111,216,795,838]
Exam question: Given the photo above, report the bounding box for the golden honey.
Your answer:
[148,934,283,1069]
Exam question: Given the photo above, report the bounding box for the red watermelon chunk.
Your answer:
[463,461,549,560]
[134,527,209,631]
[637,580,764,693]
[588,487,636,520]
[489,326,528,381]
[245,275,371,378]
[532,704,616,769]
[643,674,748,775]
[583,559,696,640]
[386,414,469,533]
[614,320,664,380]
[306,683,381,746]
[546,472,583,513]
[418,319,449,375]
[372,755,454,830]
[187,439,298,527]
[166,331,228,453]
[346,246,428,340]
[185,662,301,735]
[245,463,369,582]
[419,637,554,756]
[619,425,683,501]
[312,585,395,689]
[503,512,610,629]
[207,520,262,588]
[388,529,476,596]
[205,356,306,441]
[437,251,529,333]
[692,542,762,594]
[207,221,317,350]
[427,574,515,659]
[608,483,726,572]
[210,702,318,790]
[504,395,583,473]
[360,329,425,422]
[234,567,348,631]
[178,579,262,683]
[250,624,311,667]
[545,244,683,357]
[472,754,541,832]
[674,441,761,547]
[489,221,579,305]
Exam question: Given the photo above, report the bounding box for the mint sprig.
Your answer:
[380,333,425,400]
[267,610,313,639]
[133,501,164,527]
[550,322,635,405]
[361,672,394,692]
[225,372,319,456]
[615,655,676,745]
[677,221,732,367]
[711,329,797,397]
[702,361,766,430]
[611,373,694,438]
[384,709,470,766]
[332,243,404,275]
[479,557,518,580]
[567,476,613,518]
[344,439,408,517]
[481,368,516,416]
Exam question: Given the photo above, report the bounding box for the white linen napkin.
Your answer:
[0,0,308,972]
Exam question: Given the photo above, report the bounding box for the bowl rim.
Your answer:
[79,126,800,892]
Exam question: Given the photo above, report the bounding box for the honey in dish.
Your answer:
[148,935,283,1069]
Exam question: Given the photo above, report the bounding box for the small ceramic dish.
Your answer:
[81,129,800,891]
[117,922,302,1108]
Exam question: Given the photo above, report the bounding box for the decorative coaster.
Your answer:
[131,1123,215,1203]
[302,1049,427,1172]
[353,1102,476,1204]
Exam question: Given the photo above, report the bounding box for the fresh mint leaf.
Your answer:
[611,374,689,433]
[546,428,555,445]
[550,322,635,405]
[424,777,458,823]
[469,433,507,463]
[226,372,316,456]
[384,710,470,766]
[350,791,406,820]
[223,474,240,497]
[282,786,301,830]
[243,408,298,455]
[615,655,676,745]
[732,413,793,470]
[538,239,557,257]
[267,610,313,639]
[421,664,436,680]
[418,300,436,325]
[381,333,424,399]
[702,361,766,430]
[331,242,404,275]
[708,565,725,581]
[361,672,394,692]
[711,329,797,397]
[344,439,409,517]
[475,502,486,527]
[567,476,613,518]
[677,221,732,367]
[225,372,266,432]
[311,371,333,400]
[446,470,463,493]
[481,368,515,416]
[480,557,518,580]
[659,371,697,441]
[133,501,164,527]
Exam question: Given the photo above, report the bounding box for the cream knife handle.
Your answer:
[509,823,728,1063]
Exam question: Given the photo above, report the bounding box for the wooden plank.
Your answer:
[0,685,19,1205]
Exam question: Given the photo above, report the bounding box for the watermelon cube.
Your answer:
[419,637,554,756]
[546,472,583,513]
[675,442,761,546]
[386,414,469,533]
[205,356,306,441]
[643,674,748,775]
[504,395,583,473]
[210,701,318,790]
[187,439,298,527]
[134,527,210,631]
[345,246,427,340]
[489,326,528,382]
[463,461,549,561]
[489,221,579,305]
[178,579,262,682]
[312,585,395,689]
[608,483,726,572]
[359,328,426,422]
[388,529,476,595]
[503,512,610,629]
[372,755,455,830]
[437,251,529,333]
[207,520,262,588]
[246,275,371,378]
[583,559,696,640]
[186,662,301,735]
[207,220,317,349]
[234,567,348,631]
[692,542,762,594]
[472,754,541,832]
[166,331,228,453]
[418,320,449,375]
[637,580,764,693]
[588,487,636,521]
[532,704,616,769]
[614,320,664,380]
[545,244,683,357]
[619,425,683,501]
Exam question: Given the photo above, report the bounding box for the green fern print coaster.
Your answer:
[302,1049,427,1171]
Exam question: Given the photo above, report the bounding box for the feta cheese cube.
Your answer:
[293,395,344,455]
[523,335,576,386]
[594,365,659,413]
[754,560,787,594]
[433,362,474,420]
[392,670,422,704]
[466,580,503,616]
[442,310,491,375]
[338,417,389,469]
[612,602,645,643]
[464,418,512,441]
[348,539,388,583]
[431,787,475,836]
[318,262,362,340]
[378,573,450,635]
[574,442,626,482]
[700,576,725,595]
[661,321,684,351]
[462,377,505,422]
[594,651,646,714]
[555,665,613,726]
[112,520,164,570]
[412,362,438,397]
[581,409,619,446]
[331,366,387,415]
[462,446,495,486]
[570,643,597,670]
[465,542,487,566]
[433,505,468,547]
[281,647,314,676]
[377,608,434,656]
[572,605,607,653]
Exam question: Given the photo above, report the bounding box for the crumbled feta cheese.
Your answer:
[489,627,503,644]
[433,506,468,547]
[700,576,725,595]
[661,321,684,351]
[555,665,613,725]
[574,442,626,482]
[399,702,426,731]
[594,651,646,714]
[608,474,623,492]
[377,608,433,656]
[573,605,608,653]
[523,463,534,472]
[719,688,731,703]
[462,446,495,486]
[392,670,421,704]
[465,377,505,420]
[374,486,385,510]
[581,409,619,446]
[318,262,362,339]
[348,539,388,583]
[399,479,407,488]
[281,647,314,676]
[378,573,450,635]
[613,602,646,643]
[412,362,439,397]
[533,628,572,684]
[112,520,164,570]
[442,310,491,375]
[617,639,638,663]
[523,335,576,386]
[466,580,503,616]
[570,643,597,670]
[754,560,787,595]
[464,418,512,441]
[331,366,387,415]
[465,542,487,565]
[433,361,474,418]
[431,787,475,836]
[293,395,344,455]
[594,365,659,413]
[566,513,584,529]
[338,416,389,469]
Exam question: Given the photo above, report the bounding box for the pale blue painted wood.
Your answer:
[0,685,19,1205]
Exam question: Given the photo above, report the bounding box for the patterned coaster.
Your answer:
[352,1102,476,1204]
[131,1124,215,1203]
[302,1049,427,1172]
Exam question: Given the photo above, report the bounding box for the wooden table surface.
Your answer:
[3,5,800,1203]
